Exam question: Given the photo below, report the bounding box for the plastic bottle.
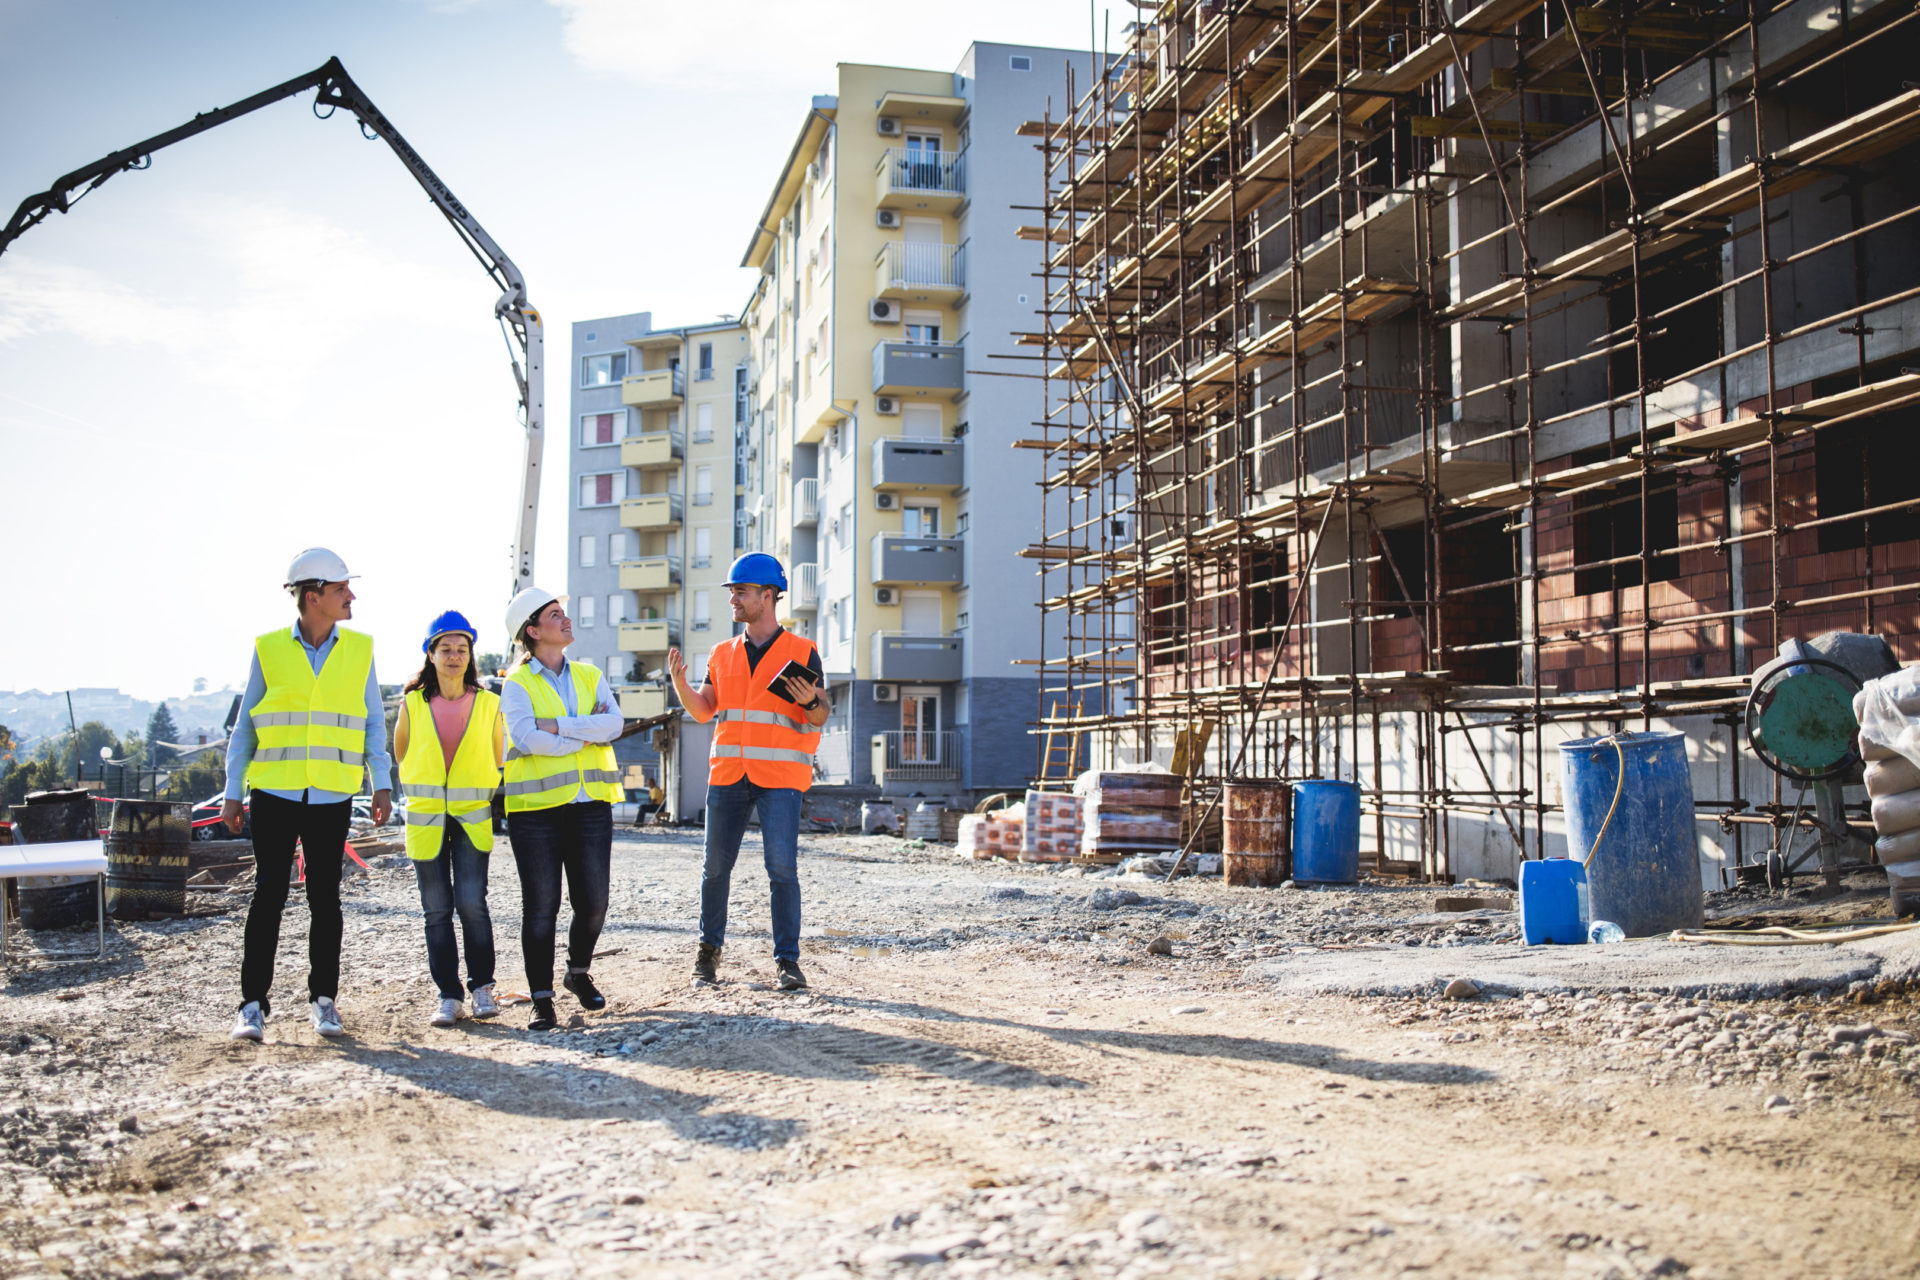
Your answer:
[1588,920,1625,945]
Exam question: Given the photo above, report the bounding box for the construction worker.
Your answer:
[224,548,392,1042]
[668,552,830,991]
[393,611,504,1028]
[500,587,625,1031]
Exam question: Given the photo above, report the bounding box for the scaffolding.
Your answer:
[1024,0,1920,880]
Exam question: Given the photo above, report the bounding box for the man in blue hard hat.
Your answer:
[668,552,830,990]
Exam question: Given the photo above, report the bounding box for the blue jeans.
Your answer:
[507,801,612,1000]
[411,822,495,1000]
[700,779,803,962]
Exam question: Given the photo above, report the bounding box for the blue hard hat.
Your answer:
[422,609,480,653]
[725,552,788,593]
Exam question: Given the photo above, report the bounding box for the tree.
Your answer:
[0,724,16,768]
[163,752,226,802]
[66,721,123,777]
[476,652,507,680]
[146,703,181,767]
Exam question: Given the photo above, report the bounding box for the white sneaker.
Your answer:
[309,996,345,1037]
[230,1002,265,1042]
[470,984,500,1019]
[430,997,463,1028]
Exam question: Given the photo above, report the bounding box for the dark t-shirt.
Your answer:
[735,627,824,701]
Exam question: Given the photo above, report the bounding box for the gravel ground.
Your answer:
[4,828,1920,1279]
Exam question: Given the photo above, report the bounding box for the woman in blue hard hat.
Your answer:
[393,610,506,1028]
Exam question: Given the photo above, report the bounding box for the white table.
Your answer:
[0,839,108,964]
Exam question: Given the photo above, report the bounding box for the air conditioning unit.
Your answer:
[869,298,902,323]
[876,209,901,230]
[874,587,898,605]
[806,336,819,354]
[873,682,899,702]
[806,161,820,183]
[827,425,841,449]
[877,117,902,137]
[874,395,900,415]
[875,492,899,511]
[807,247,819,267]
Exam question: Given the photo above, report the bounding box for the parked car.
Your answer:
[190,794,248,841]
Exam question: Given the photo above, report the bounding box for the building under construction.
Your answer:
[1024,0,1920,883]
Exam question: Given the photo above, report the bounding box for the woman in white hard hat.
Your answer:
[498,587,625,1032]
[393,610,505,1029]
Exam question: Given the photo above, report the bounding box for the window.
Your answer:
[1240,544,1291,647]
[955,684,970,725]
[693,465,713,505]
[1816,412,1920,552]
[581,352,626,387]
[1374,526,1423,620]
[577,595,596,627]
[579,472,625,507]
[694,526,712,569]
[835,598,851,642]
[1607,253,1720,393]
[837,501,852,547]
[1010,54,1032,71]
[816,139,832,185]
[580,412,620,446]
[605,656,628,684]
[814,225,829,276]
[691,652,709,683]
[608,531,633,563]
[955,611,969,630]
[693,590,712,631]
[1570,443,1678,595]
[902,502,939,537]
[607,594,629,626]
[694,403,714,443]
[814,315,829,365]
[734,366,750,425]
[578,535,596,568]
[696,343,714,381]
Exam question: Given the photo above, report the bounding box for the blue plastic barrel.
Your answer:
[1557,730,1703,937]
[1291,780,1361,884]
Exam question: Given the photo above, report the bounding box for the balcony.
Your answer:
[620,493,683,530]
[622,366,685,408]
[873,241,964,302]
[875,147,965,211]
[617,555,680,593]
[619,619,681,653]
[690,489,715,508]
[871,532,963,584]
[621,429,683,470]
[871,631,962,682]
[872,340,964,398]
[616,686,669,719]
[791,561,819,611]
[871,730,962,784]
[793,476,819,526]
[872,436,962,489]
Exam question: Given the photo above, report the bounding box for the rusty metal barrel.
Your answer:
[1222,780,1291,887]
[105,800,191,919]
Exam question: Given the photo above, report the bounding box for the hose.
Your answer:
[1671,919,1920,946]
[1583,735,1626,869]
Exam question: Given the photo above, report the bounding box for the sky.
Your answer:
[0,0,1128,702]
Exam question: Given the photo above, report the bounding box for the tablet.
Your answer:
[773,658,817,700]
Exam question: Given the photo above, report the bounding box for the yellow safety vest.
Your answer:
[247,627,375,796]
[397,688,501,860]
[501,661,625,812]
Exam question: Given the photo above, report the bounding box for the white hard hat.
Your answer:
[284,547,356,586]
[505,586,566,641]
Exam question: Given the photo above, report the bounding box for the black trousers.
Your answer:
[239,789,349,1015]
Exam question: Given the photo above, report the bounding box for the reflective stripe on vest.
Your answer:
[501,662,625,812]
[706,630,821,792]
[397,688,502,860]
[246,627,375,796]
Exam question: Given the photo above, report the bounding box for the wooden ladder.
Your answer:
[1037,698,1084,785]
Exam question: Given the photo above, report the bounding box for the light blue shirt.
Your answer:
[223,623,393,805]
[501,656,625,805]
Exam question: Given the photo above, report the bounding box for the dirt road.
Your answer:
[4,829,1919,1279]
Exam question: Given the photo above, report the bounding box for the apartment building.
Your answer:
[1030,0,1920,885]
[737,45,1101,798]
[567,312,750,803]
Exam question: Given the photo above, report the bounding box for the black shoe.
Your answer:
[527,997,557,1031]
[776,959,808,991]
[563,971,606,1011]
[692,943,719,986]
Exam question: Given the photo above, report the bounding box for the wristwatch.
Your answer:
[801,696,822,711]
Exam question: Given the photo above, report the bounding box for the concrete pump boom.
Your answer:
[1,56,544,596]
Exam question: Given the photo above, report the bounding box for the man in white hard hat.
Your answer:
[223,548,393,1042]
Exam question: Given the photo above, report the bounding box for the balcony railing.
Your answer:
[875,147,966,207]
[794,476,819,526]
[621,428,684,470]
[691,490,714,507]
[622,366,685,407]
[619,619,681,652]
[874,241,964,296]
[872,435,963,488]
[620,493,683,529]
[871,532,964,584]
[871,631,962,682]
[617,554,681,592]
[814,730,852,784]
[872,730,962,783]
[616,685,670,719]
[872,340,964,397]
[791,561,819,610]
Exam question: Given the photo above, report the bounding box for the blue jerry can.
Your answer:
[1519,857,1590,946]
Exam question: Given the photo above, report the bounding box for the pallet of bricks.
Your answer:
[957,801,1025,860]
[1021,790,1082,863]
[1075,767,1182,865]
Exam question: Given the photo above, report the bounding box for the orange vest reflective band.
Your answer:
[707,630,822,791]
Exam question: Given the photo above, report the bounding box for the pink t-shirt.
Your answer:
[428,690,475,768]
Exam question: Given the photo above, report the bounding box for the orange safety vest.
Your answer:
[707,630,822,791]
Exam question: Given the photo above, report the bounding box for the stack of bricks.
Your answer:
[1075,769,1183,863]
[1021,790,1082,863]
